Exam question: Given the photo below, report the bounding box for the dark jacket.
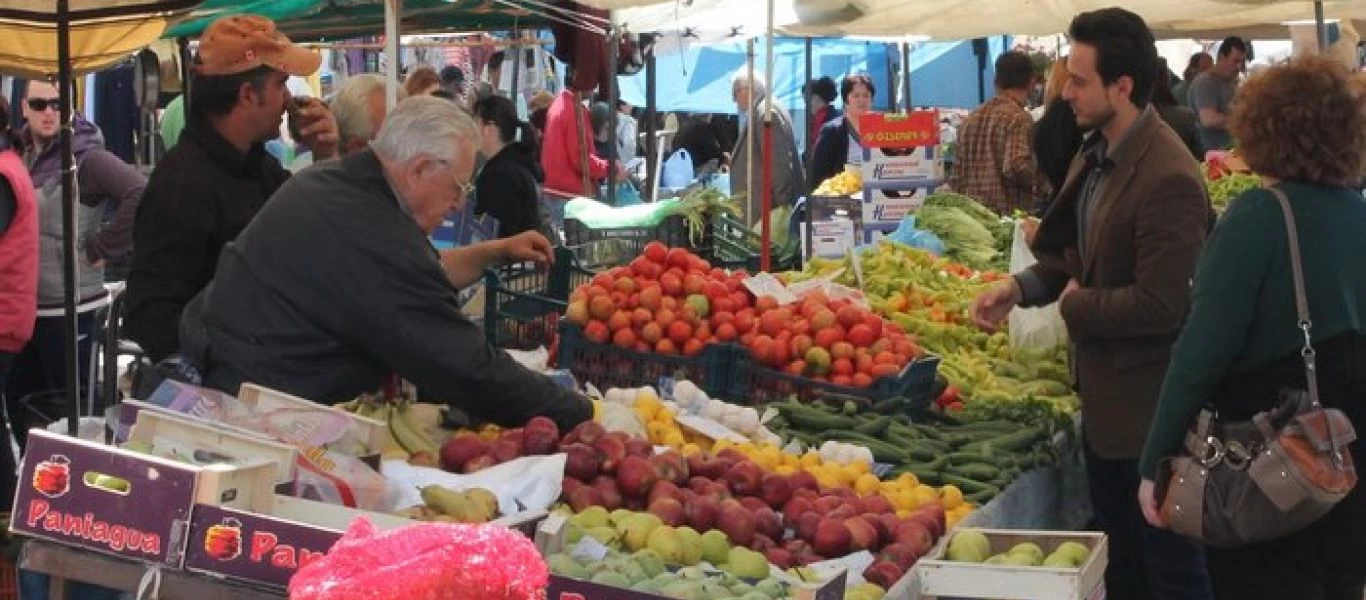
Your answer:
[124,117,291,362]
[1019,108,1210,459]
[672,117,724,170]
[1155,102,1204,162]
[475,143,545,239]
[179,149,592,432]
[807,116,853,193]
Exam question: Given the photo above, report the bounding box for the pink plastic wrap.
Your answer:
[288,517,548,600]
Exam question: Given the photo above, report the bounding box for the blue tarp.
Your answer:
[616,35,1012,115]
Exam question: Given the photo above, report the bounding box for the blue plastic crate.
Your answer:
[727,353,941,406]
[482,247,594,350]
[556,323,735,398]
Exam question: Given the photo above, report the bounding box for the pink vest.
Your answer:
[0,148,38,352]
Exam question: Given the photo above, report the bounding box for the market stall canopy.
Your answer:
[163,0,551,41]
[592,0,1366,41]
[0,0,201,77]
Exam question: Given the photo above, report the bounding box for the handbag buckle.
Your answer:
[1200,436,1225,468]
[1224,441,1253,471]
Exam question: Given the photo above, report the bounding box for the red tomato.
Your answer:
[668,320,694,345]
[683,338,705,356]
[715,323,738,342]
[643,241,668,264]
[710,311,735,328]
[666,248,691,269]
[785,360,807,376]
[655,339,678,355]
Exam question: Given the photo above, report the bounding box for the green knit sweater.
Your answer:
[1139,182,1366,479]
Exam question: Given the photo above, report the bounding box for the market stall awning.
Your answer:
[593,0,1366,41]
[164,0,550,41]
[0,0,201,77]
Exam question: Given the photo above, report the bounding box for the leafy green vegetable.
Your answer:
[1204,173,1260,214]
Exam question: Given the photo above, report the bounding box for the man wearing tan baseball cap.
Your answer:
[125,14,341,364]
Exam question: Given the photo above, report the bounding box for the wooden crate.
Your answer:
[915,529,1107,600]
[128,409,299,485]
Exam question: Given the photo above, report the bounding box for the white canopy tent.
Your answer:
[589,0,1363,43]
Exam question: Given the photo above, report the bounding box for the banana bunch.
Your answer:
[813,169,863,196]
[395,486,500,523]
[337,396,441,461]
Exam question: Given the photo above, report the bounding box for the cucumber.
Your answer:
[853,415,892,437]
[947,462,1002,481]
[940,473,1000,496]
[965,488,999,505]
[985,427,1047,452]
[945,452,998,468]
[911,424,946,441]
[778,404,859,431]
[905,444,938,463]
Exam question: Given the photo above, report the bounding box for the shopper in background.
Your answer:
[1188,37,1247,151]
[473,94,548,239]
[179,96,592,432]
[590,101,618,163]
[1139,55,1366,600]
[541,75,623,197]
[807,74,875,192]
[439,65,467,101]
[0,95,38,505]
[1031,57,1083,212]
[528,90,554,138]
[971,9,1214,600]
[804,76,841,147]
[1152,62,1203,161]
[948,51,1049,214]
[124,14,338,364]
[730,71,804,223]
[1172,51,1212,108]
[332,74,393,156]
[672,113,725,170]
[6,79,147,446]
[616,100,638,161]
[404,66,442,97]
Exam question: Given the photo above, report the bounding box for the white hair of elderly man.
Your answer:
[370,95,479,165]
[331,74,388,146]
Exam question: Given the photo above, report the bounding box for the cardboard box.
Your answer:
[236,383,387,455]
[915,529,1108,600]
[184,494,548,589]
[127,408,299,485]
[861,185,937,223]
[861,146,943,184]
[861,220,901,245]
[803,195,864,260]
[10,429,275,568]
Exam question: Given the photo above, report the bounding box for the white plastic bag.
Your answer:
[382,453,567,516]
[1008,219,1068,351]
[661,149,695,189]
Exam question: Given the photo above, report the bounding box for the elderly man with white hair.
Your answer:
[177,96,593,431]
[331,73,393,156]
[729,71,804,223]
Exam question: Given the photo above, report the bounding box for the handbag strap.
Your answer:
[1265,185,1323,409]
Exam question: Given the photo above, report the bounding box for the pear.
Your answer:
[1008,542,1044,564]
[674,526,704,566]
[589,570,631,588]
[700,529,731,566]
[1054,541,1091,563]
[619,513,664,552]
[725,547,770,579]
[1043,552,1078,568]
[647,527,685,565]
[586,526,619,549]
[572,506,611,530]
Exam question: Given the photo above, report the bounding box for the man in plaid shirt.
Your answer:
[948,51,1049,214]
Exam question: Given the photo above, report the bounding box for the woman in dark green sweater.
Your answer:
[1138,56,1366,600]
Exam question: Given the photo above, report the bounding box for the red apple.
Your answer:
[724,461,764,497]
[615,455,659,499]
[753,506,783,541]
[563,443,602,482]
[567,486,603,512]
[739,497,769,513]
[859,494,895,515]
[592,476,623,510]
[687,452,726,479]
[812,518,851,557]
[812,495,844,515]
[789,471,820,492]
[688,476,713,494]
[764,548,796,569]
[718,504,756,546]
[827,504,858,522]
[845,517,879,552]
[863,560,905,589]
[564,420,605,445]
[439,435,489,472]
[561,477,586,499]
[649,452,688,485]
[892,520,933,556]
[462,455,497,473]
[521,419,560,455]
[909,505,946,540]
[648,497,687,527]
[880,542,923,572]
[491,438,521,463]
[593,435,628,473]
[686,497,721,531]
[782,539,812,557]
[625,439,654,458]
[795,512,822,543]
[749,533,777,553]
[759,473,793,508]
[648,480,685,506]
[783,496,815,522]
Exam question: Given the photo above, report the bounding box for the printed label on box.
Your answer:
[810,220,856,259]
[184,504,339,589]
[862,187,932,222]
[10,430,199,567]
[862,146,942,183]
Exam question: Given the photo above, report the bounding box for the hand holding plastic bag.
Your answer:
[288,517,548,600]
[1007,219,1068,351]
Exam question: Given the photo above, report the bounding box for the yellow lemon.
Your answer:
[712,438,734,453]
[799,451,823,469]
[940,485,964,509]
[853,473,880,496]
[895,509,912,519]
[758,446,782,469]
[897,472,920,488]
[774,465,798,476]
[816,473,843,491]
[646,421,668,442]
[913,485,940,507]
[849,460,871,475]
[837,465,860,487]
[662,430,686,448]
[894,488,918,511]
[680,443,703,456]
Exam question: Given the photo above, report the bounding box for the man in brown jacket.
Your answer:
[971,9,1213,600]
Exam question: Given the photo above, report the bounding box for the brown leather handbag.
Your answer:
[1156,186,1358,547]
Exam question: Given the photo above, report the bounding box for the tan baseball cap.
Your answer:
[195,15,320,77]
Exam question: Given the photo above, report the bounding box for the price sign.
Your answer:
[857,111,940,148]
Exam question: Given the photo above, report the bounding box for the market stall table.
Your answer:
[19,540,285,599]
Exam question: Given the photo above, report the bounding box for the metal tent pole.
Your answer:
[644,48,657,198]
[745,39,755,223]
[384,0,402,110]
[607,26,618,206]
[760,0,774,271]
[1315,1,1329,52]
[803,37,812,155]
[57,0,79,436]
[901,41,911,111]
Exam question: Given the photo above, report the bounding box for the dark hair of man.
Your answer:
[1182,52,1206,81]
[994,51,1035,90]
[1218,36,1247,58]
[1153,60,1178,106]
[1067,8,1158,108]
[189,61,277,119]
[839,74,876,102]
[809,76,837,103]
